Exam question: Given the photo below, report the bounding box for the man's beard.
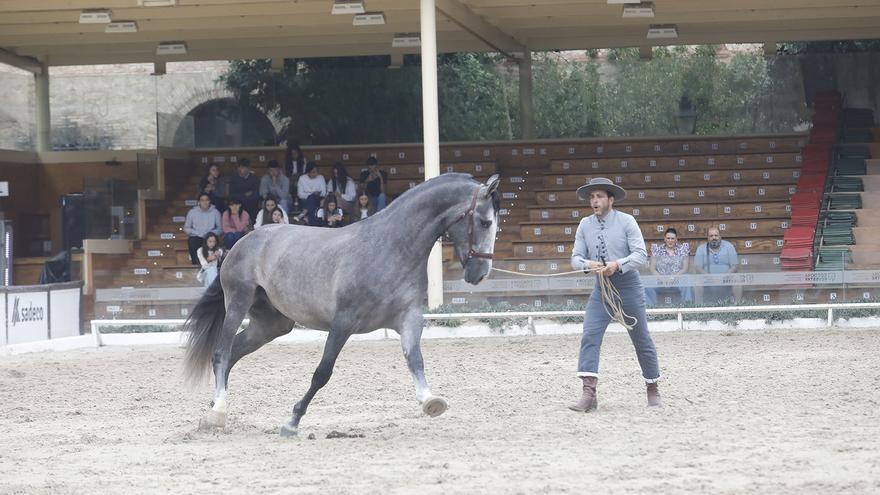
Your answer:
[710,240,720,248]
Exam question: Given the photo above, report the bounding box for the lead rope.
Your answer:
[489,266,637,331]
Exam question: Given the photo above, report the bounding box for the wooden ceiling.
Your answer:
[1,0,879,70]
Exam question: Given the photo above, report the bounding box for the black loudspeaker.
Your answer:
[61,193,86,251]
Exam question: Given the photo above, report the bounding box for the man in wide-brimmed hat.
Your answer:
[568,177,662,412]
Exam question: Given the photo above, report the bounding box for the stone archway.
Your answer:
[159,85,286,148]
[181,98,277,148]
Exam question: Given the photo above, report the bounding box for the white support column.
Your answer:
[35,61,50,152]
[421,0,444,309]
[518,47,534,139]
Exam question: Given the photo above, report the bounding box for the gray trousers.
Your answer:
[578,270,661,382]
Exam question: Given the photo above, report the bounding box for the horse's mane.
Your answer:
[380,173,477,213]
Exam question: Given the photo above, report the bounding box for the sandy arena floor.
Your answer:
[1,328,879,494]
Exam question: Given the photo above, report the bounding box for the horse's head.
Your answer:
[447,174,501,285]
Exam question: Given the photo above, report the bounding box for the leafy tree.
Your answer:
[221,45,803,144]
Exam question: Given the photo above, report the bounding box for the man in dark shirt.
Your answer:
[228,159,260,221]
[358,156,388,211]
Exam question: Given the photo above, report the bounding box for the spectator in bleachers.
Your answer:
[196,232,223,287]
[297,162,327,225]
[259,160,292,212]
[351,194,375,223]
[694,227,740,304]
[316,197,344,228]
[198,164,227,212]
[270,207,287,225]
[184,192,223,266]
[285,143,306,210]
[645,228,693,305]
[254,195,288,227]
[222,196,250,249]
[327,162,357,213]
[359,156,388,211]
[229,159,260,221]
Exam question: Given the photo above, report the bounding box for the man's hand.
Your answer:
[584,261,604,272]
[599,261,620,277]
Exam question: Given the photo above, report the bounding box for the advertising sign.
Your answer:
[7,290,49,344]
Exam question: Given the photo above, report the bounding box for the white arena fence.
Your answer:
[89,302,880,340]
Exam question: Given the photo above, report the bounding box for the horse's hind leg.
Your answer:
[224,289,295,387]
[398,309,448,417]
[280,326,352,437]
[203,287,256,428]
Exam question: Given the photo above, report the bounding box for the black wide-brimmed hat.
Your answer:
[576,177,627,202]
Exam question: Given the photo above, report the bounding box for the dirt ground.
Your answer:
[1,328,879,494]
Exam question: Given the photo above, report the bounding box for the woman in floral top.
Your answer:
[646,228,693,304]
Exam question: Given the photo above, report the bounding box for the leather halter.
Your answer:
[452,187,494,262]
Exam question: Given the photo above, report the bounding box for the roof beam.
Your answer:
[435,0,524,57]
[0,48,41,73]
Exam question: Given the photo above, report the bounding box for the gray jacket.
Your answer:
[260,173,292,203]
[184,205,223,238]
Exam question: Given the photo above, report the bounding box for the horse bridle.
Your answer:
[451,187,494,262]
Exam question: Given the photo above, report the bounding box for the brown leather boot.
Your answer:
[646,382,661,407]
[568,376,598,412]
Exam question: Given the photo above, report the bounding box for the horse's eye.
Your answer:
[480,220,492,229]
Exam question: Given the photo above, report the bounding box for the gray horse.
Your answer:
[183,173,501,436]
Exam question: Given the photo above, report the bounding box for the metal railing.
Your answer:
[90,302,880,339]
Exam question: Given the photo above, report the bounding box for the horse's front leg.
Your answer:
[280,328,351,437]
[398,311,448,417]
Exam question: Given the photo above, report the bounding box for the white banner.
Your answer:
[50,288,81,339]
[7,290,49,344]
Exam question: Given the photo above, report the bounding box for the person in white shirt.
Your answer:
[254,195,289,227]
[196,232,224,287]
[316,197,344,228]
[351,194,375,223]
[297,162,326,225]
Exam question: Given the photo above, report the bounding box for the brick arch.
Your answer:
[159,87,285,147]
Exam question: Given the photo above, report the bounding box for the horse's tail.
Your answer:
[182,276,226,387]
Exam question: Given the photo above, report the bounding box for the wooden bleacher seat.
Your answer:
[542,168,800,189]
[535,184,796,206]
[550,152,801,174]
[529,202,792,222]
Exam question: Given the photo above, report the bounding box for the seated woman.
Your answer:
[196,232,224,287]
[327,162,357,213]
[351,194,375,223]
[222,196,250,249]
[645,228,693,305]
[253,195,288,227]
[316,197,344,228]
[270,206,287,225]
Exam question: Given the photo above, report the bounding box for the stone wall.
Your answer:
[0,64,36,151]
[0,61,267,151]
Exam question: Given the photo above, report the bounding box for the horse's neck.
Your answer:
[378,182,472,257]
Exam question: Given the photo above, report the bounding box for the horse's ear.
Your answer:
[484,174,501,198]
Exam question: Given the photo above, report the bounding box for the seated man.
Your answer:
[297,162,326,225]
[694,227,740,304]
[184,193,223,266]
[229,159,260,221]
[259,160,293,212]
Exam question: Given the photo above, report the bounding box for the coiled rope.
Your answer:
[489,266,637,331]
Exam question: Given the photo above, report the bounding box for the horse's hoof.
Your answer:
[279,422,298,438]
[199,410,226,429]
[422,396,448,417]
